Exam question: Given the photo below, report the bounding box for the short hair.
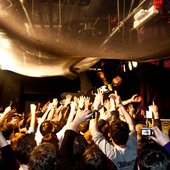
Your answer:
[110,120,130,145]
[41,132,59,151]
[52,121,65,133]
[29,142,60,170]
[1,123,15,140]
[138,142,170,170]
[15,133,36,165]
[78,121,89,134]
[81,144,110,170]
[40,120,53,136]
[73,134,88,160]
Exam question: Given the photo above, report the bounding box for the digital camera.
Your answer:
[100,85,109,93]
[141,128,153,136]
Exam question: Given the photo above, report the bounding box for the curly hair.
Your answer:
[29,142,60,170]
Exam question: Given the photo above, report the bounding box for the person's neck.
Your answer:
[111,139,126,148]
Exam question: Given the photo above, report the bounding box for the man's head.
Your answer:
[15,133,36,165]
[138,142,170,170]
[112,75,123,87]
[109,120,130,146]
[40,120,53,136]
[29,142,60,170]
[81,144,110,170]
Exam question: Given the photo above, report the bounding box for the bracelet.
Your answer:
[93,110,99,113]
[91,110,99,119]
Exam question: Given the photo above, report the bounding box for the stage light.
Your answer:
[133,5,159,29]
[128,61,133,71]
[132,61,138,68]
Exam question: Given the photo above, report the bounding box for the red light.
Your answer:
[153,0,163,9]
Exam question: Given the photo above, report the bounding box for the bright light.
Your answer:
[0,48,13,69]
[123,64,126,72]
[128,61,133,71]
[133,5,158,29]
[0,38,11,49]
[132,61,138,68]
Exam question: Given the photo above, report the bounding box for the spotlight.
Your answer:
[128,61,133,71]
[132,61,138,68]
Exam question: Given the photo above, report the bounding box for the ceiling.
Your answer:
[0,0,170,78]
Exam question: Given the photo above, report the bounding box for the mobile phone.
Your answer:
[141,128,153,136]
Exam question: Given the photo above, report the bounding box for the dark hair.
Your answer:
[110,120,130,145]
[52,121,65,133]
[81,144,110,170]
[73,134,88,160]
[78,121,89,133]
[40,120,53,136]
[25,116,38,131]
[29,142,60,170]
[138,142,170,170]
[15,133,36,164]
[41,132,59,151]
[1,123,15,140]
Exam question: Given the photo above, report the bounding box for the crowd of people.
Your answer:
[0,85,170,170]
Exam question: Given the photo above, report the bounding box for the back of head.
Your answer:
[1,122,15,140]
[15,133,36,165]
[73,134,88,160]
[110,120,130,146]
[78,121,89,134]
[29,142,60,170]
[138,142,170,170]
[40,120,53,136]
[81,144,109,170]
[41,132,59,151]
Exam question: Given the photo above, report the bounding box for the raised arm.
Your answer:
[109,93,135,131]
[122,94,142,106]
[47,98,58,121]
[27,104,37,133]
[0,106,11,123]
[89,89,103,137]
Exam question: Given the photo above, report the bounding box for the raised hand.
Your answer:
[84,96,91,110]
[104,99,110,111]
[99,110,111,121]
[30,104,36,113]
[109,93,122,108]
[52,98,58,107]
[4,106,11,114]
[93,88,103,110]
[150,126,170,146]
[64,95,72,107]
[151,102,159,119]
[131,94,142,103]
[78,95,85,110]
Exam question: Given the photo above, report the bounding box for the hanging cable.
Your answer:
[122,0,126,44]
[66,0,80,31]
[100,0,147,48]
[57,0,62,41]
[129,0,135,14]
[117,0,120,23]
[19,0,37,38]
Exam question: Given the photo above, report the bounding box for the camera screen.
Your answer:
[141,128,153,136]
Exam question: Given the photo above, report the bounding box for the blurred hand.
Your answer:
[4,106,11,114]
[30,104,36,113]
[150,126,170,146]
